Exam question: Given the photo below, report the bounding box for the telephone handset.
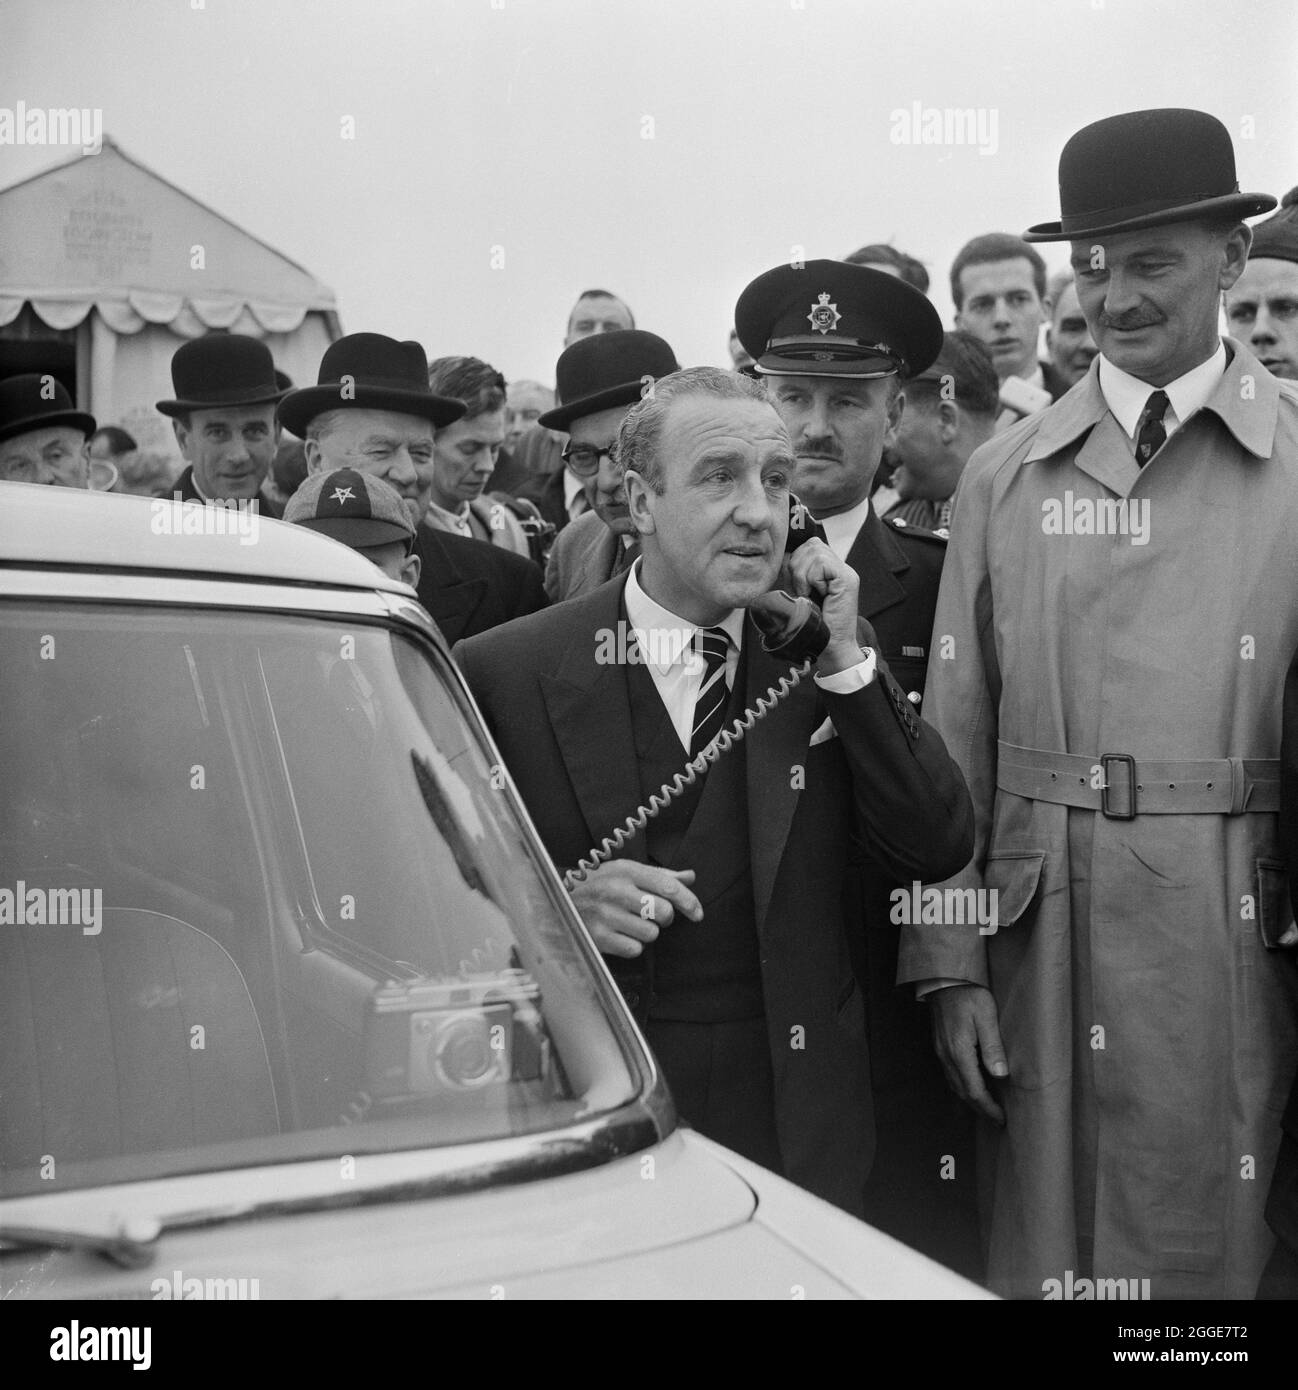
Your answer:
[564,494,831,888]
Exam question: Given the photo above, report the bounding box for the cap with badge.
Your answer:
[283,467,416,553]
[734,259,943,380]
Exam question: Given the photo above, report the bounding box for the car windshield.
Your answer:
[0,601,640,1199]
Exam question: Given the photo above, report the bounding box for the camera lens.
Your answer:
[434,1016,496,1088]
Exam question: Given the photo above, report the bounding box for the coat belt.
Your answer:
[996,741,1280,817]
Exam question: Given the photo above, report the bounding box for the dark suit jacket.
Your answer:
[413,523,547,645]
[845,503,946,708]
[454,576,973,1213]
[173,464,284,519]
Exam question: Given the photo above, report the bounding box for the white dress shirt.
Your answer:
[1098,342,1227,454]
[623,559,875,754]
[426,499,474,537]
[819,493,873,562]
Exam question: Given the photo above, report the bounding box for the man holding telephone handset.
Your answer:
[455,366,973,1216]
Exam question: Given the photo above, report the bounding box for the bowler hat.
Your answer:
[277,334,466,438]
[156,334,287,418]
[284,467,416,552]
[0,373,96,446]
[537,330,679,431]
[735,260,943,379]
[1023,108,1276,243]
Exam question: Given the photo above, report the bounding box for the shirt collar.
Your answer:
[1025,337,1278,465]
[819,492,872,562]
[1098,342,1227,438]
[623,559,745,676]
[427,499,471,530]
[1026,363,1045,392]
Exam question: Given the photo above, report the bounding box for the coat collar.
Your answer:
[1024,337,1281,472]
[540,576,647,859]
[845,501,909,620]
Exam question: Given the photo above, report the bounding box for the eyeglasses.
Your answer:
[561,443,617,478]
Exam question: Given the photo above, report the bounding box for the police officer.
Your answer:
[734,258,980,1279]
[734,260,948,708]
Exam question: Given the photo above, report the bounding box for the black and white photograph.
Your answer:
[1,0,1297,1356]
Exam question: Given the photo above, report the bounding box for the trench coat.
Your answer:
[900,339,1298,1299]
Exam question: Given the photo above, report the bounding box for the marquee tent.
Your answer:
[0,137,340,459]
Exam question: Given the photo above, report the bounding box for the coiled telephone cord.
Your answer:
[563,657,812,888]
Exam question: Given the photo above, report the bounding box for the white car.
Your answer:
[0,484,988,1300]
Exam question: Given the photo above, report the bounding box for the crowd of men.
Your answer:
[4,106,1298,1300]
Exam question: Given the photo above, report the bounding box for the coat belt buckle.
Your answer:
[1100,753,1137,819]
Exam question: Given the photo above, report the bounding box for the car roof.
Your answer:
[0,482,414,595]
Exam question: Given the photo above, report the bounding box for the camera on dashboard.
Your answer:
[365,968,550,1099]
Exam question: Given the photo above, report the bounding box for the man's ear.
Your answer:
[623,468,657,536]
[400,551,421,589]
[937,399,961,446]
[884,383,905,450]
[172,418,191,459]
[1219,223,1253,293]
[303,436,325,473]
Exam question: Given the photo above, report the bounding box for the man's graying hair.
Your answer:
[614,367,770,494]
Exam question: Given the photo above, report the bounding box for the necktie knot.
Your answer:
[694,625,730,671]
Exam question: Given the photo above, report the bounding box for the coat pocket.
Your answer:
[1255,857,1298,950]
[982,850,1047,933]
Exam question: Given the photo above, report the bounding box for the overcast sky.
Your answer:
[3,0,1296,383]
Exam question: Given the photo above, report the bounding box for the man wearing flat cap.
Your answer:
[734,259,979,1276]
[1226,186,1298,383]
[535,330,679,603]
[278,333,547,645]
[904,108,1298,1299]
[157,334,288,517]
[0,374,95,488]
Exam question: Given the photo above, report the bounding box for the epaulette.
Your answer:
[889,515,949,544]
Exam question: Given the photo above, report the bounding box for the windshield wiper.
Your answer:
[0,1216,161,1269]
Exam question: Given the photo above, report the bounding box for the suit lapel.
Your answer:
[743,620,821,934]
[540,578,646,854]
[846,504,909,621]
[418,526,488,645]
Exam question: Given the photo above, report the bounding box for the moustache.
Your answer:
[1098,313,1163,331]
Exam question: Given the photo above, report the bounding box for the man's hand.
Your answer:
[929,983,1008,1124]
[782,537,863,675]
[567,860,702,959]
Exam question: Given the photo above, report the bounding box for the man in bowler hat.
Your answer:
[904,108,1298,1298]
[278,333,547,645]
[0,374,95,488]
[536,330,679,603]
[156,334,288,517]
[734,260,980,1275]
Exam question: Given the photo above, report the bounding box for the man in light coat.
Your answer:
[903,108,1298,1299]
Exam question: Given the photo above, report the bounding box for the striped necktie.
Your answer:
[1135,389,1170,466]
[689,626,732,758]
